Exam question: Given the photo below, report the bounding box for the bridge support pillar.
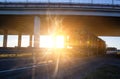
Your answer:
[18,33,22,47]
[64,36,68,48]
[34,16,40,48]
[29,34,32,47]
[3,30,8,47]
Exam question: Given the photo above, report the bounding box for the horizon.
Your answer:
[0,35,120,49]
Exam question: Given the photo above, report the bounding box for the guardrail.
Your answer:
[0,2,120,9]
[0,0,120,6]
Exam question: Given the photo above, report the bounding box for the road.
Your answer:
[60,55,120,79]
[0,55,120,79]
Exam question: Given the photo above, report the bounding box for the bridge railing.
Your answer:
[0,0,120,5]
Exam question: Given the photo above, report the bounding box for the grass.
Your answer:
[83,64,120,79]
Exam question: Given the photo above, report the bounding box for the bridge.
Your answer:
[0,0,120,47]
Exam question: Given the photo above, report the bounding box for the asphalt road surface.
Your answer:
[0,55,120,79]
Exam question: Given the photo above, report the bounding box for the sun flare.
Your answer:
[40,35,64,48]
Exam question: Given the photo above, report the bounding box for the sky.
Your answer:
[0,35,64,48]
[0,0,120,5]
[0,35,120,49]
[99,36,120,49]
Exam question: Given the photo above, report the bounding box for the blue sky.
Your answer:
[99,36,120,49]
[0,0,120,5]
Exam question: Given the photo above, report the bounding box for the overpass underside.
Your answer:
[0,3,120,48]
[0,15,120,36]
[0,3,120,36]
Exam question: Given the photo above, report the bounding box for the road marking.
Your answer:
[0,62,52,73]
[0,58,32,62]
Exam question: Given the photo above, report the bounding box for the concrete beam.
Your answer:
[0,10,120,17]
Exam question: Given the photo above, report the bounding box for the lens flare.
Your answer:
[40,35,64,48]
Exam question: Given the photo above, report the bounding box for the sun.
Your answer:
[40,35,64,48]
[55,36,64,48]
[40,16,65,48]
